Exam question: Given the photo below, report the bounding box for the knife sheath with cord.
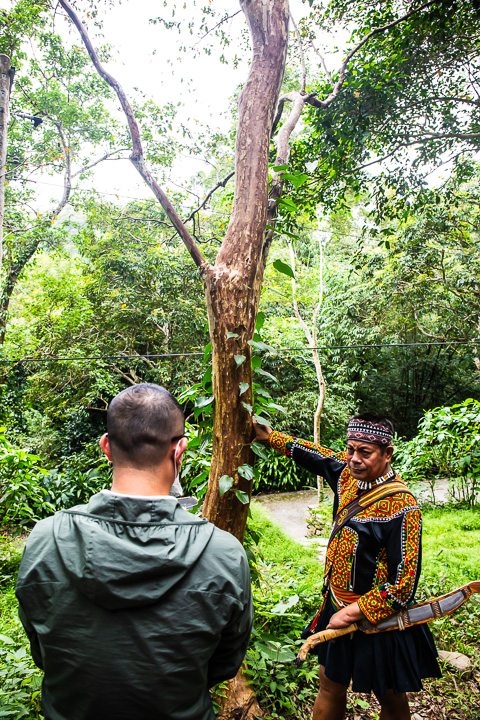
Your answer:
[295,581,480,667]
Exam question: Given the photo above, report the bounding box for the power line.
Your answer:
[1,339,478,366]
[0,352,205,365]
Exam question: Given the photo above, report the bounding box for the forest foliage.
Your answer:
[0,0,479,514]
[1,0,480,717]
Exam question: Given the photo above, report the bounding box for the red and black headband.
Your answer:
[346,418,393,447]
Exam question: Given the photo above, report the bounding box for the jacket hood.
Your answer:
[53,492,214,610]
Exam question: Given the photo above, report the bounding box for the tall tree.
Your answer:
[56,0,478,543]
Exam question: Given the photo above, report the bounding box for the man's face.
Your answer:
[346,440,393,483]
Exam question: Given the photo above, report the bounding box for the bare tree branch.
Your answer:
[113,214,171,228]
[413,309,466,342]
[184,171,234,223]
[290,14,306,92]
[310,40,333,84]
[58,0,208,272]
[71,148,131,178]
[52,122,71,219]
[189,11,242,54]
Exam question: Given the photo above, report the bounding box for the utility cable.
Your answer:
[1,338,479,366]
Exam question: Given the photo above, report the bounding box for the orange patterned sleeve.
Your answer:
[268,431,345,460]
[268,431,347,493]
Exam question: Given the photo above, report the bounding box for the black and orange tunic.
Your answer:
[269,430,441,697]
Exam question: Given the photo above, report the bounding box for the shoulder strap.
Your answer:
[329,479,411,545]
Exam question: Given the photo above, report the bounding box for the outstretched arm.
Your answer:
[253,419,272,442]
[253,421,346,492]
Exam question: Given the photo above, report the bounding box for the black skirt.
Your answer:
[302,596,442,699]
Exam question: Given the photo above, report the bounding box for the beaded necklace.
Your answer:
[357,467,395,491]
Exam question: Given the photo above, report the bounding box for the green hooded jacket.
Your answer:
[15,492,253,720]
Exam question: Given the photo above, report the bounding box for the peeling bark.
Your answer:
[217,663,264,720]
[201,0,289,541]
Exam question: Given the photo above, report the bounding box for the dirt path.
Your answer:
[253,489,323,544]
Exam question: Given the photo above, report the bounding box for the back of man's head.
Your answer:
[107,383,185,468]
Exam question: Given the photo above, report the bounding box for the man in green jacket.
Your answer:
[16,383,253,720]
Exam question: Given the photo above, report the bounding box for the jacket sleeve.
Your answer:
[207,553,253,688]
[17,600,44,670]
[269,430,347,493]
[358,506,422,624]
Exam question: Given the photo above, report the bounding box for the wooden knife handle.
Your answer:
[294,623,358,667]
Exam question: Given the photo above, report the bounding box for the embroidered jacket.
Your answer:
[269,431,422,625]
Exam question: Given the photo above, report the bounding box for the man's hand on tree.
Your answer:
[252,419,272,443]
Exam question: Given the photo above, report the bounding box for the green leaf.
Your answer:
[278,197,298,211]
[202,366,212,389]
[282,172,309,189]
[194,396,214,408]
[272,164,288,171]
[271,594,300,614]
[234,354,246,366]
[276,647,296,662]
[254,387,272,399]
[241,401,253,414]
[263,402,286,413]
[255,311,266,332]
[0,634,15,644]
[255,367,278,383]
[251,441,269,460]
[226,331,239,339]
[272,258,295,278]
[237,464,255,480]
[251,356,262,369]
[203,342,212,363]
[248,339,273,352]
[219,475,234,496]
[235,490,250,504]
[239,382,249,396]
[253,414,271,426]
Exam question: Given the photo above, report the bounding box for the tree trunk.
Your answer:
[201,0,289,544]
[201,276,256,542]
[217,663,263,720]
[0,54,11,274]
[201,5,289,715]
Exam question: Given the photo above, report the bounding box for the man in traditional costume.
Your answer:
[254,412,440,720]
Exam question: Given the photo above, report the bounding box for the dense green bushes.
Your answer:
[1,501,480,719]
[0,539,43,719]
[0,429,51,527]
[394,399,480,505]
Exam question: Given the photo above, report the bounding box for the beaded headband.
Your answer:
[346,418,393,446]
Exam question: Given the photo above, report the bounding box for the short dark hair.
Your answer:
[107,383,185,468]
